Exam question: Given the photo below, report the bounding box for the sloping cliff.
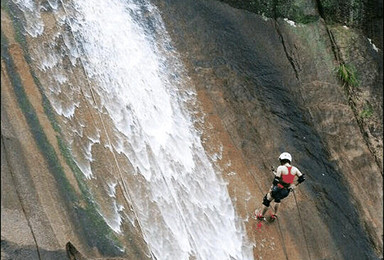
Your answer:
[153,0,383,259]
[1,0,382,260]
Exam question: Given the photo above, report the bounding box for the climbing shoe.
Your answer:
[270,214,277,221]
[256,213,265,221]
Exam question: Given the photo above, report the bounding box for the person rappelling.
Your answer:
[254,152,305,221]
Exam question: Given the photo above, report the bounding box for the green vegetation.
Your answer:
[337,63,359,88]
[218,0,319,24]
[319,0,365,27]
[275,1,320,24]
[294,14,319,24]
[360,103,373,119]
[218,0,274,16]
[1,0,10,12]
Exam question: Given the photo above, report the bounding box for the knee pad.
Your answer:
[262,195,271,207]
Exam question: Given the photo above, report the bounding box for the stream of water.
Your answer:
[12,0,252,259]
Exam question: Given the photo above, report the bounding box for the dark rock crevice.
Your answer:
[66,242,86,260]
[273,20,300,81]
[315,0,325,20]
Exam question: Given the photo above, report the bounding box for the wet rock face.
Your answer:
[154,0,382,259]
[1,240,67,260]
[1,4,151,259]
[1,0,382,259]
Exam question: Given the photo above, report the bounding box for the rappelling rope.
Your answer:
[248,166,290,260]
[245,165,290,260]
[292,189,312,260]
[276,217,289,260]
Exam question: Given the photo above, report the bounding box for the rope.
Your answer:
[292,189,312,260]
[264,167,289,260]
[276,218,289,260]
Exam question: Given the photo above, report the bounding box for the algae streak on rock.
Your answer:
[2,0,252,259]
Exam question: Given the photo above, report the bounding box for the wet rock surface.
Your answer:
[1,0,383,259]
[154,0,382,259]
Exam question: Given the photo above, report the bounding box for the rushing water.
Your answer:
[12,0,252,259]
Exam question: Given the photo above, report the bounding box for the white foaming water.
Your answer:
[12,0,44,37]
[14,0,252,259]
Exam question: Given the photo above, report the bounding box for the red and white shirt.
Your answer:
[275,163,303,188]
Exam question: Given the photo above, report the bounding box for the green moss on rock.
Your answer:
[1,29,123,257]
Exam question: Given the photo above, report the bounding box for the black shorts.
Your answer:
[271,185,290,203]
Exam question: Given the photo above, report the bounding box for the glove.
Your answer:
[272,178,279,186]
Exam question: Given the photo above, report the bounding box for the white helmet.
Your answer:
[279,152,292,162]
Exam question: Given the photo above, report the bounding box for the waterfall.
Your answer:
[11,0,252,259]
